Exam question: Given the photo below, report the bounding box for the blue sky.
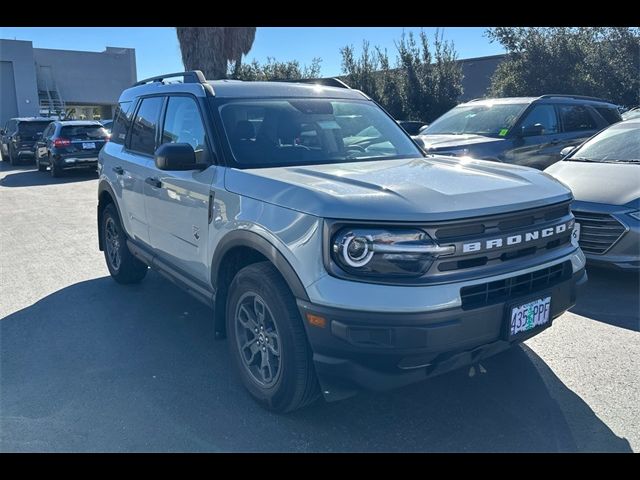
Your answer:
[0,27,504,80]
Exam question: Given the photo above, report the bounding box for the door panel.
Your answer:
[144,95,217,284]
[506,104,562,169]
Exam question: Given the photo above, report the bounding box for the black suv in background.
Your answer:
[1,117,53,165]
[415,95,622,170]
[34,120,109,177]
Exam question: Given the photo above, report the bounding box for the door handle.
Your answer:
[112,166,124,175]
[145,177,162,188]
[550,139,560,145]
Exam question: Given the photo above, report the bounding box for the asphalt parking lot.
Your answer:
[0,160,638,452]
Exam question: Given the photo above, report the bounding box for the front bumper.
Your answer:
[299,263,587,401]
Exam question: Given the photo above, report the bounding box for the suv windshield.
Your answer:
[218,98,422,167]
[60,125,108,140]
[423,103,528,137]
[570,121,640,163]
[17,121,51,137]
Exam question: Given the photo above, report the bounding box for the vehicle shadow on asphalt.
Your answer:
[0,272,632,452]
[0,162,97,187]
[570,267,640,332]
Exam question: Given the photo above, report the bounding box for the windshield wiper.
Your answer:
[567,157,600,162]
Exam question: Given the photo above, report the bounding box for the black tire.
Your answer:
[101,203,148,284]
[226,262,320,413]
[36,154,46,172]
[50,156,62,177]
[8,146,17,166]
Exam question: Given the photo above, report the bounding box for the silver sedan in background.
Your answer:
[545,119,640,271]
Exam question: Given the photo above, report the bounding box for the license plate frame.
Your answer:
[82,142,96,150]
[505,293,552,341]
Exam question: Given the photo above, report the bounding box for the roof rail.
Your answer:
[285,77,351,89]
[538,94,611,103]
[133,70,208,87]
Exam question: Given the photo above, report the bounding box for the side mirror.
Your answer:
[154,143,203,171]
[521,124,544,137]
[412,135,428,152]
[0,129,5,135]
[560,146,576,157]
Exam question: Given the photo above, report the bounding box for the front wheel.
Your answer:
[101,203,148,284]
[226,262,320,412]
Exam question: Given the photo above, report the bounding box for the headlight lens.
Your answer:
[331,228,453,277]
[628,210,640,221]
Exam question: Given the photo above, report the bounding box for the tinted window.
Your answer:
[128,97,163,155]
[423,103,528,137]
[60,125,108,140]
[570,121,639,162]
[17,121,51,137]
[5,120,16,133]
[219,98,422,167]
[559,105,598,132]
[43,124,55,138]
[594,106,622,125]
[520,105,559,135]
[161,96,209,163]
[111,101,135,145]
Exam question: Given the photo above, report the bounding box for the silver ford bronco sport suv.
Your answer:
[97,71,587,412]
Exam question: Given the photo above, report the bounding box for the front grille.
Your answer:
[460,261,572,309]
[573,210,627,254]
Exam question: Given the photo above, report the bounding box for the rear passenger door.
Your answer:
[144,94,217,284]
[117,96,164,244]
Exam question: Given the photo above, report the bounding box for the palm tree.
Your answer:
[175,27,257,80]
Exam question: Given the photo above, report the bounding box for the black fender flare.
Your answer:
[97,180,124,251]
[211,229,309,302]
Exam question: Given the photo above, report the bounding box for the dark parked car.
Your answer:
[414,95,622,170]
[34,120,109,177]
[396,120,428,135]
[1,117,53,165]
[545,118,640,271]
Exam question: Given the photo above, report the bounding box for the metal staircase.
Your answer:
[36,64,66,118]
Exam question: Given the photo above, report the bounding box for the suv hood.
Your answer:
[418,134,505,152]
[225,157,572,222]
[545,160,640,205]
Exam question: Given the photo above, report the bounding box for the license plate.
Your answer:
[508,296,551,339]
[572,222,581,247]
[82,142,96,149]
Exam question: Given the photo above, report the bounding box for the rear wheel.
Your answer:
[226,262,320,412]
[101,203,148,284]
[50,156,62,177]
[36,154,46,172]
[8,146,17,166]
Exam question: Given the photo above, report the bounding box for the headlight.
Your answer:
[628,210,640,221]
[331,227,454,278]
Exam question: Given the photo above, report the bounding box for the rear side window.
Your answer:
[559,105,598,132]
[60,125,108,140]
[128,97,163,155]
[111,101,135,145]
[594,106,622,125]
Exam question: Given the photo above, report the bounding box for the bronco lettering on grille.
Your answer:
[461,222,571,254]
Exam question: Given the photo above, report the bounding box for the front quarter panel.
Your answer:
[208,187,326,292]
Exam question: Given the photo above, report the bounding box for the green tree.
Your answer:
[487,27,640,106]
[175,27,256,80]
[231,57,322,81]
[340,29,463,122]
